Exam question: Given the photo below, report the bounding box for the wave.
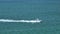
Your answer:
[0,19,42,23]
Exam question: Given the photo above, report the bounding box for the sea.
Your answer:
[0,0,60,34]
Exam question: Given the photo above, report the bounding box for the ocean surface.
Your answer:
[0,0,60,34]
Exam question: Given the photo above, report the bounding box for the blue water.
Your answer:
[0,0,60,34]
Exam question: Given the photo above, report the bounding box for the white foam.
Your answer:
[0,19,42,23]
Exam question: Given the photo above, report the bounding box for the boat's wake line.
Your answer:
[0,19,42,23]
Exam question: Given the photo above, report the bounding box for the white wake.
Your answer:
[0,19,42,23]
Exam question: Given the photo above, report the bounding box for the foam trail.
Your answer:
[0,19,42,23]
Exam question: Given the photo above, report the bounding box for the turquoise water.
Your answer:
[0,0,60,34]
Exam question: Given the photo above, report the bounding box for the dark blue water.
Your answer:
[0,0,60,34]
